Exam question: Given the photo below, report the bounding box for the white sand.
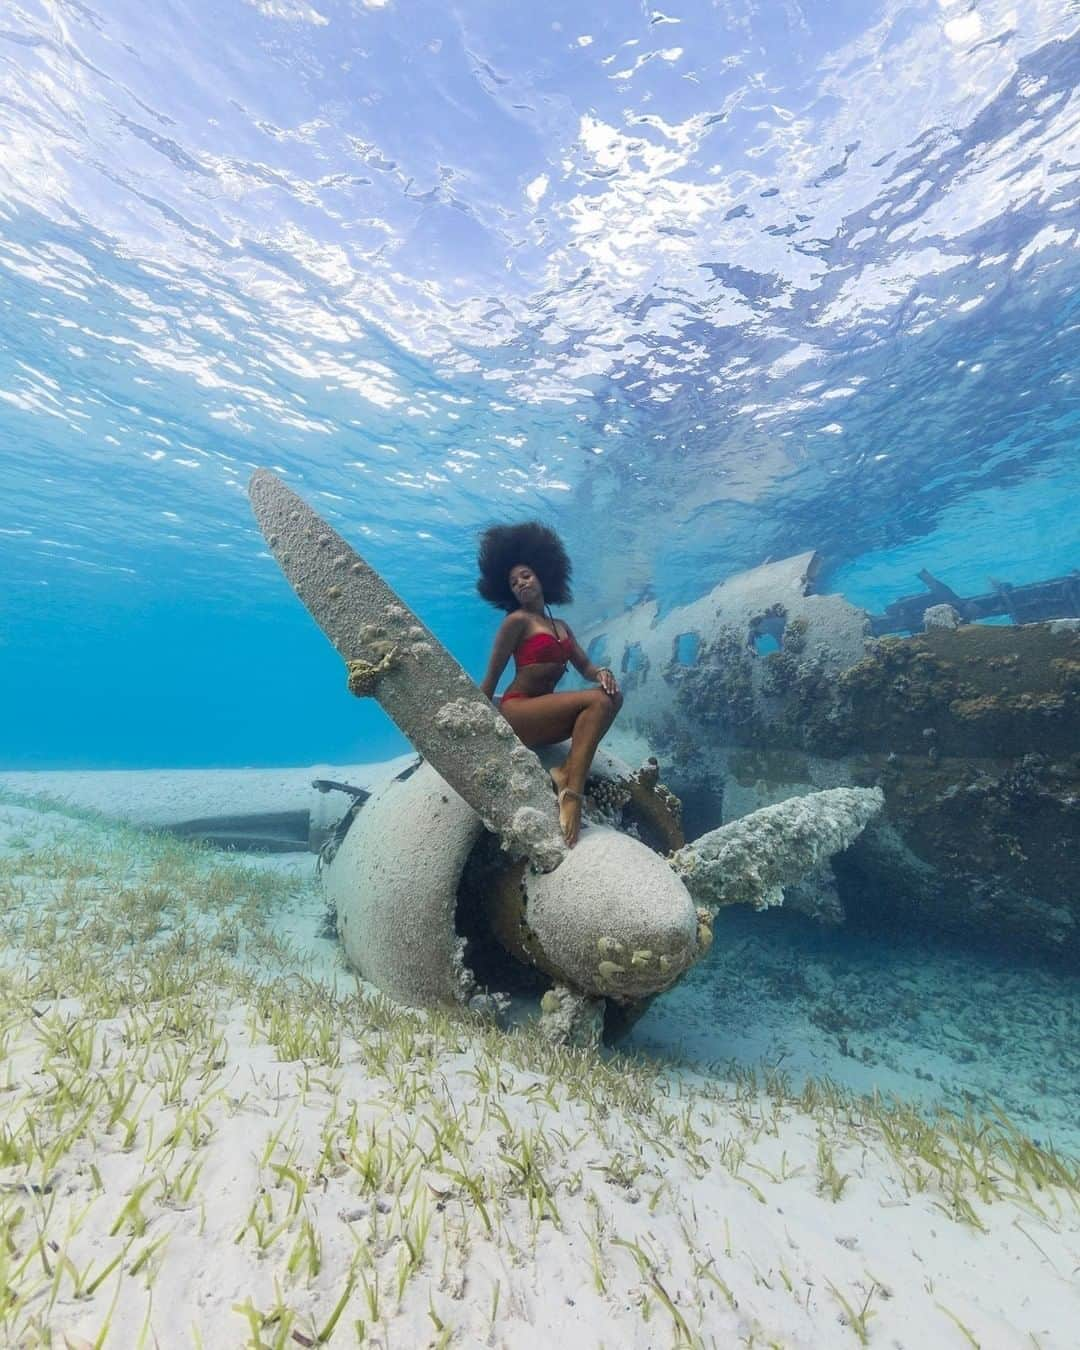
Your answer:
[0,772,1076,1347]
[0,759,416,827]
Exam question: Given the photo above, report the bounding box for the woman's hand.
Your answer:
[596,667,619,697]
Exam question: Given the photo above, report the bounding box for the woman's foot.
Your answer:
[556,786,584,847]
[549,766,585,846]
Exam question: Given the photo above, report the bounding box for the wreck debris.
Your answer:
[581,553,1080,961]
[869,567,1080,635]
[323,750,881,1040]
[671,787,885,912]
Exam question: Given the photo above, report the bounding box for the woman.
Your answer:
[477,521,622,847]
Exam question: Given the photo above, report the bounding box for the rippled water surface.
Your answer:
[1,0,1078,765]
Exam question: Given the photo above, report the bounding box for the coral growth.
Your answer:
[673,627,757,731]
[345,645,398,696]
[655,620,1080,958]
[538,984,605,1047]
[671,787,884,912]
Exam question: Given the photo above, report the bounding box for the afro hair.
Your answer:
[476,521,573,611]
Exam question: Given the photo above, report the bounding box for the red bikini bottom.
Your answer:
[500,691,528,704]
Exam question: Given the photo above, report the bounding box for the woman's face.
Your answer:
[508,563,543,607]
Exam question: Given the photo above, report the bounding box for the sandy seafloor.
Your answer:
[633,910,1080,1158]
[0,763,1076,1348]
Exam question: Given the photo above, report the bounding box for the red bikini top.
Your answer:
[514,626,574,669]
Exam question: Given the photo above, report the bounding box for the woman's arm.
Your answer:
[479,613,526,700]
[566,627,619,696]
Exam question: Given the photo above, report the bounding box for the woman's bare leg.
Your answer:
[500,689,623,844]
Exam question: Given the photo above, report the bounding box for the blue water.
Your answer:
[1,1,1078,768]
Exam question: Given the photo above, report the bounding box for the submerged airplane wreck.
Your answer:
[579,554,1080,963]
[319,748,882,1044]
[247,471,887,1044]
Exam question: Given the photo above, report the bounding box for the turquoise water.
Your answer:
[2,1,1078,767]
[0,3,1077,1136]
